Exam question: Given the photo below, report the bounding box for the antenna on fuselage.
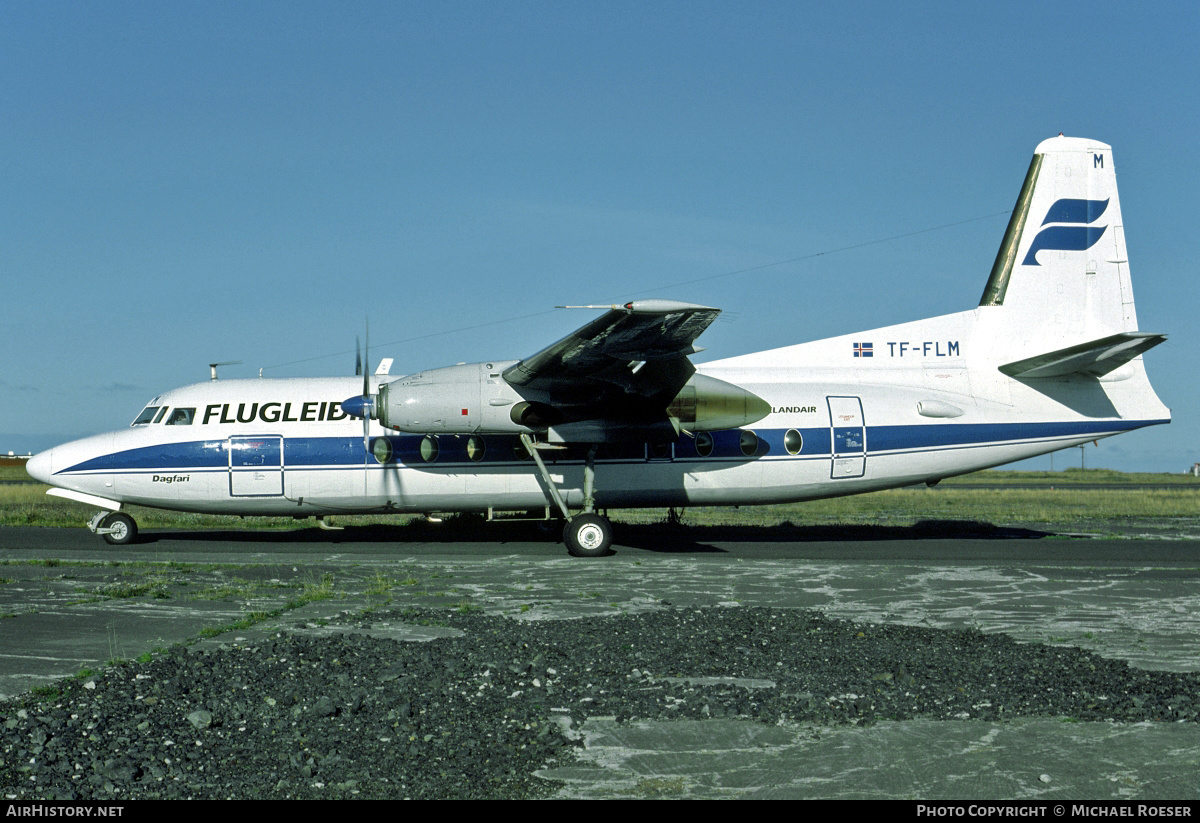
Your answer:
[209,361,243,381]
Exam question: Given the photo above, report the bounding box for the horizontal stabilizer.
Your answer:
[999,332,1166,379]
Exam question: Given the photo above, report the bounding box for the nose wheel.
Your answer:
[88,511,139,545]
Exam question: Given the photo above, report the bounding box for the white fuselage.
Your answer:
[26,306,1169,519]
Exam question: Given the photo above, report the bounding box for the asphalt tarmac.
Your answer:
[2,522,1200,800]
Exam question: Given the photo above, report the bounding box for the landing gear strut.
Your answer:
[520,435,614,557]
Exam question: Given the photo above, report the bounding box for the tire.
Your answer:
[564,513,613,558]
[101,512,138,545]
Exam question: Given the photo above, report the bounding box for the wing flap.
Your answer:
[503,301,719,389]
[999,332,1166,378]
[498,301,723,442]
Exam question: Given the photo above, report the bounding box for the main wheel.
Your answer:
[101,512,138,545]
[564,513,613,558]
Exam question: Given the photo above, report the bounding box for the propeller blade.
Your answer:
[362,321,371,457]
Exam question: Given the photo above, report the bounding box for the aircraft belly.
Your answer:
[112,469,225,513]
[286,466,555,514]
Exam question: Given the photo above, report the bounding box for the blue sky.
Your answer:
[2,1,1196,471]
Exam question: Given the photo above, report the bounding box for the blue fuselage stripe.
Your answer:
[55,419,1165,475]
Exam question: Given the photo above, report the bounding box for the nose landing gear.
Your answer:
[88,510,139,545]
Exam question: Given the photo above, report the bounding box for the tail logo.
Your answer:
[1022,198,1109,266]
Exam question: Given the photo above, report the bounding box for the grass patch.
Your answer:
[194,575,344,640]
[29,684,61,701]
[940,468,1200,486]
[190,578,296,600]
[301,573,337,601]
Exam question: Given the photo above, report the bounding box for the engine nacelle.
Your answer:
[375,362,771,437]
[667,373,772,431]
[377,361,528,434]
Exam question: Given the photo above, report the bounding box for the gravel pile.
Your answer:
[3,606,1198,799]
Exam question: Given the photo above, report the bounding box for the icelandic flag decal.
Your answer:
[853,342,873,357]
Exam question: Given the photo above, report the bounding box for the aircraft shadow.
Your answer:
[135,519,546,546]
[133,517,1051,552]
[613,519,1052,554]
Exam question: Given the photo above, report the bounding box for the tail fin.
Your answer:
[979,136,1161,367]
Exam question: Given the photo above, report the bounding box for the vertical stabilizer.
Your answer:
[981,136,1140,357]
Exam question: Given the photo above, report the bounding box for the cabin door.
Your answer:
[228,435,285,497]
[827,396,866,479]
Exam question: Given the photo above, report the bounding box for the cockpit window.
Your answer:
[132,406,161,426]
[165,407,196,426]
[153,407,168,424]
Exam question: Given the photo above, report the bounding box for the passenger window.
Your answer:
[372,438,393,464]
[165,408,196,426]
[420,435,439,463]
[739,430,759,457]
[784,429,804,455]
[466,436,486,462]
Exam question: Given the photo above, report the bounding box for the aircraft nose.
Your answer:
[26,449,53,484]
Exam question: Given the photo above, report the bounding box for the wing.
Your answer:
[504,299,718,393]
[503,300,721,440]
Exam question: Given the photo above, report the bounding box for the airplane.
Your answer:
[26,136,1170,557]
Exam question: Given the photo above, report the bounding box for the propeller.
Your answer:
[339,321,376,492]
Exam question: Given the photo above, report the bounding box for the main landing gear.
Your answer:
[520,434,614,558]
[88,510,139,545]
[562,512,613,558]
